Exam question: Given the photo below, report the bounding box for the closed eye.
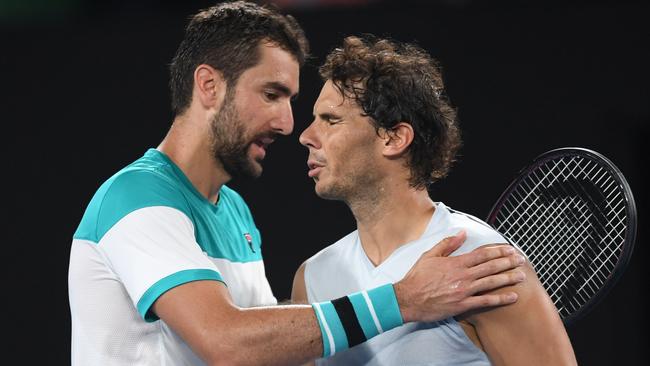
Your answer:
[319,113,342,125]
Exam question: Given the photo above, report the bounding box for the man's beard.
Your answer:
[210,90,262,180]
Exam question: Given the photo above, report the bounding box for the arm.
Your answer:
[154,280,321,366]
[153,232,526,365]
[463,260,577,366]
[290,262,316,366]
[291,261,308,305]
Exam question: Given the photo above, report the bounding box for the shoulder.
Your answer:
[102,168,189,214]
[437,203,509,256]
[74,166,190,243]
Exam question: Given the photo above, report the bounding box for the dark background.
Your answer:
[2,0,647,364]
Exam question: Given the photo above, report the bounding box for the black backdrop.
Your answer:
[2,0,647,364]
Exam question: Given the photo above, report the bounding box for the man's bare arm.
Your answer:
[463,259,577,365]
[154,280,321,366]
[291,262,316,366]
[291,261,308,305]
[153,232,526,365]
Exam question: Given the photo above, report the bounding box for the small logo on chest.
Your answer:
[244,233,255,252]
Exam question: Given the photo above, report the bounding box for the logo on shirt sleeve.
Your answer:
[244,233,255,252]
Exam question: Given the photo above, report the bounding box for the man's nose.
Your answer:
[271,102,294,135]
[299,120,319,148]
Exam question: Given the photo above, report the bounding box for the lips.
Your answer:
[258,136,275,148]
[253,136,275,150]
[251,136,275,159]
[307,159,325,178]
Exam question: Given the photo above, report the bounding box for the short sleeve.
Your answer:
[99,206,225,322]
[81,170,225,322]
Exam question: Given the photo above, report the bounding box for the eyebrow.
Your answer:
[264,81,299,101]
[314,112,342,120]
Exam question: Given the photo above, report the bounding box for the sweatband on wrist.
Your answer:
[312,283,403,357]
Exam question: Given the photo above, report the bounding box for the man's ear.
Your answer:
[381,122,414,158]
[193,64,227,110]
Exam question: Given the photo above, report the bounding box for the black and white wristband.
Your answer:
[311,283,404,357]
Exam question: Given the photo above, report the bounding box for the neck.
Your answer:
[348,177,435,266]
[157,112,230,204]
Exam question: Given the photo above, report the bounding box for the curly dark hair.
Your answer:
[319,35,461,189]
[169,1,309,115]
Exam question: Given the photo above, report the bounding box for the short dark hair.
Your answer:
[169,1,309,115]
[319,35,461,189]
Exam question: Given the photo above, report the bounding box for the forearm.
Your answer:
[228,285,402,365]
[157,281,401,366]
[154,281,322,366]
[205,304,323,366]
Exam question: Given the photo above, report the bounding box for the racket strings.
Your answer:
[520,159,620,290]
[502,160,599,262]
[506,192,595,312]
[503,193,585,281]
[517,160,622,312]
[492,155,629,319]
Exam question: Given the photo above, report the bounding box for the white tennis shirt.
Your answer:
[305,202,505,365]
[68,149,276,365]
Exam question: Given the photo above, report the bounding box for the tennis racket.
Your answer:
[486,147,636,326]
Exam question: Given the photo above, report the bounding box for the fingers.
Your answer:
[468,270,526,295]
[469,253,526,280]
[459,291,519,312]
[460,244,517,268]
[427,230,467,257]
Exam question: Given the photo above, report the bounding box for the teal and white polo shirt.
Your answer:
[68,149,276,365]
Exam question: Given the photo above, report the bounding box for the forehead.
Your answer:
[237,42,300,93]
[313,80,360,114]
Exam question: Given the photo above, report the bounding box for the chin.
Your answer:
[314,182,341,201]
[245,153,264,178]
[230,159,263,180]
[248,163,263,179]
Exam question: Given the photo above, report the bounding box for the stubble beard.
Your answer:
[210,90,262,180]
[317,164,382,206]
[316,176,350,201]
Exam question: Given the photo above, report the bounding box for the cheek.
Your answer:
[326,137,365,174]
[233,96,263,131]
[238,113,263,139]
